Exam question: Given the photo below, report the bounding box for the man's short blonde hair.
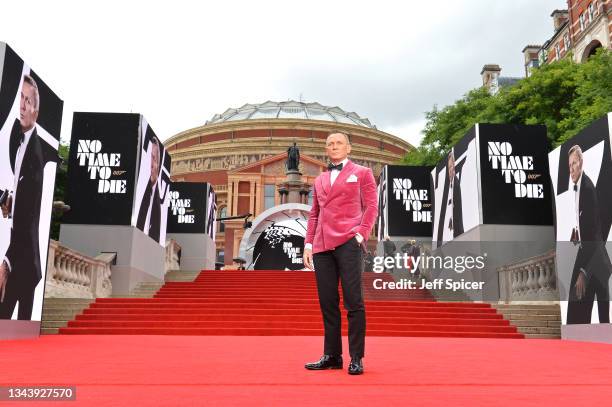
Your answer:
[568,145,583,161]
[326,131,350,145]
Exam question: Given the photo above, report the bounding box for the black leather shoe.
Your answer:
[348,357,363,375]
[304,355,343,370]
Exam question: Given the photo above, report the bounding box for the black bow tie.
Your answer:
[328,162,343,171]
[573,184,578,191]
[18,132,25,146]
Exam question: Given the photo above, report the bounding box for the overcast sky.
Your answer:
[1,0,564,147]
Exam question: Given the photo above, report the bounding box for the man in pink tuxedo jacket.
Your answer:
[303,132,378,375]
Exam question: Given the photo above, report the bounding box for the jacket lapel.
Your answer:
[321,170,331,196]
[328,160,354,200]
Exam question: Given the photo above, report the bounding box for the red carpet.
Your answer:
[1,335,611,406]
[59,271,522,338]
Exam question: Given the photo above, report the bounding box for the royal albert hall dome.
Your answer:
[164,100,413,266]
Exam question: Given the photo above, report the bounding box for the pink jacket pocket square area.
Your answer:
[347,174,358,182]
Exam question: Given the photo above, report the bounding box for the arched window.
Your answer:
[219,206,227,232]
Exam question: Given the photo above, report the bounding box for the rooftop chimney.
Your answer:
[551,9,569,31]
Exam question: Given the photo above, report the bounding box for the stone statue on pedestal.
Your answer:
[286,143,300,172]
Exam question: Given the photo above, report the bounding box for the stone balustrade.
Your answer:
[45,239,115,299]
[165,239,182,272]
[45,238,181,299]
[497,250,558,303]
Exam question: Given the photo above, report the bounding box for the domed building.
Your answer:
[164,101,413,267]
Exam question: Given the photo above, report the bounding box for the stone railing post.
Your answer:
[165,239,182,273]
[44,239,116,299]
[497,250,558,304]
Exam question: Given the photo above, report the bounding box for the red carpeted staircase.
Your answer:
[59,271,523,338]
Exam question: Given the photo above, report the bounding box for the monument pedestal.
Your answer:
[278,170,311,205]
[60,224,165,296]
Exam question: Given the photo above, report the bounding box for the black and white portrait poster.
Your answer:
[64,113,140,225]
[131,118,171,246]
[478,124,553,226]
[378,165,433,239]
[549,113,612,325]
[205,183,217,241]
[431,127,480,249]
[132,116,170,246]
[0,43,63,322]
[167,182,208,234]
[376,165,388,241]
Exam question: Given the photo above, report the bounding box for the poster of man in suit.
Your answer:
[132,119,171,246]
[205,184,217,241]
[548,114,612,325]
[0,43,63,322]
[431,128,479,249]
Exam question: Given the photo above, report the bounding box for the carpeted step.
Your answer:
[86,304,500,314]
[66,320,517,333]
[81,308,502,318]
[94,297,493,308]
[58,270,524,338]
[58,326,523,338]
[74,314,506,324]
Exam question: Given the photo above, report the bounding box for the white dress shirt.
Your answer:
[573,173,582,241]
[4,125,35,273]
[442,178,454,243]
[12,126,35,215]
[329,158,349,186]
[573,173,587,278]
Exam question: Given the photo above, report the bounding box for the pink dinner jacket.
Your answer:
[305,160,378,254]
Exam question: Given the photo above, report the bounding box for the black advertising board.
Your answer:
[0,42,63,322]
[64,113,140,226]
[167,182,208,234]
[431,123,554,248]
[65,113,171,246]
[478,124,553,226]
[378,165,433,239]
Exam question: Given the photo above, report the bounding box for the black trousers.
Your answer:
[567,270,610,324]
[0,276,36,320]
[313,237,365,358]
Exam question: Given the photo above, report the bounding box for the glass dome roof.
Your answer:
[206,101,376,129]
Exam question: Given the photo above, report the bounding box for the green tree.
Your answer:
[403,49,612,165]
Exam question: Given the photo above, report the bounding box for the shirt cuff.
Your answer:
[355,233,363,243]
[304,243,313,250]
[580,268,588,279]
[3,257,11,273]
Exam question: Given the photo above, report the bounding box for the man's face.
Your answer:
[150,143,160,185]
[569,151,583,184]
[447,154,455,180]
[20,82,38,132]
[326,133,351,163]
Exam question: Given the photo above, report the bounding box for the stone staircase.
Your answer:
[391,272,561,339]
[492,304,561,339]
[41,298,95,335]
[163,270,201,282]
[41,270,201,334]
[43,271,561,338]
